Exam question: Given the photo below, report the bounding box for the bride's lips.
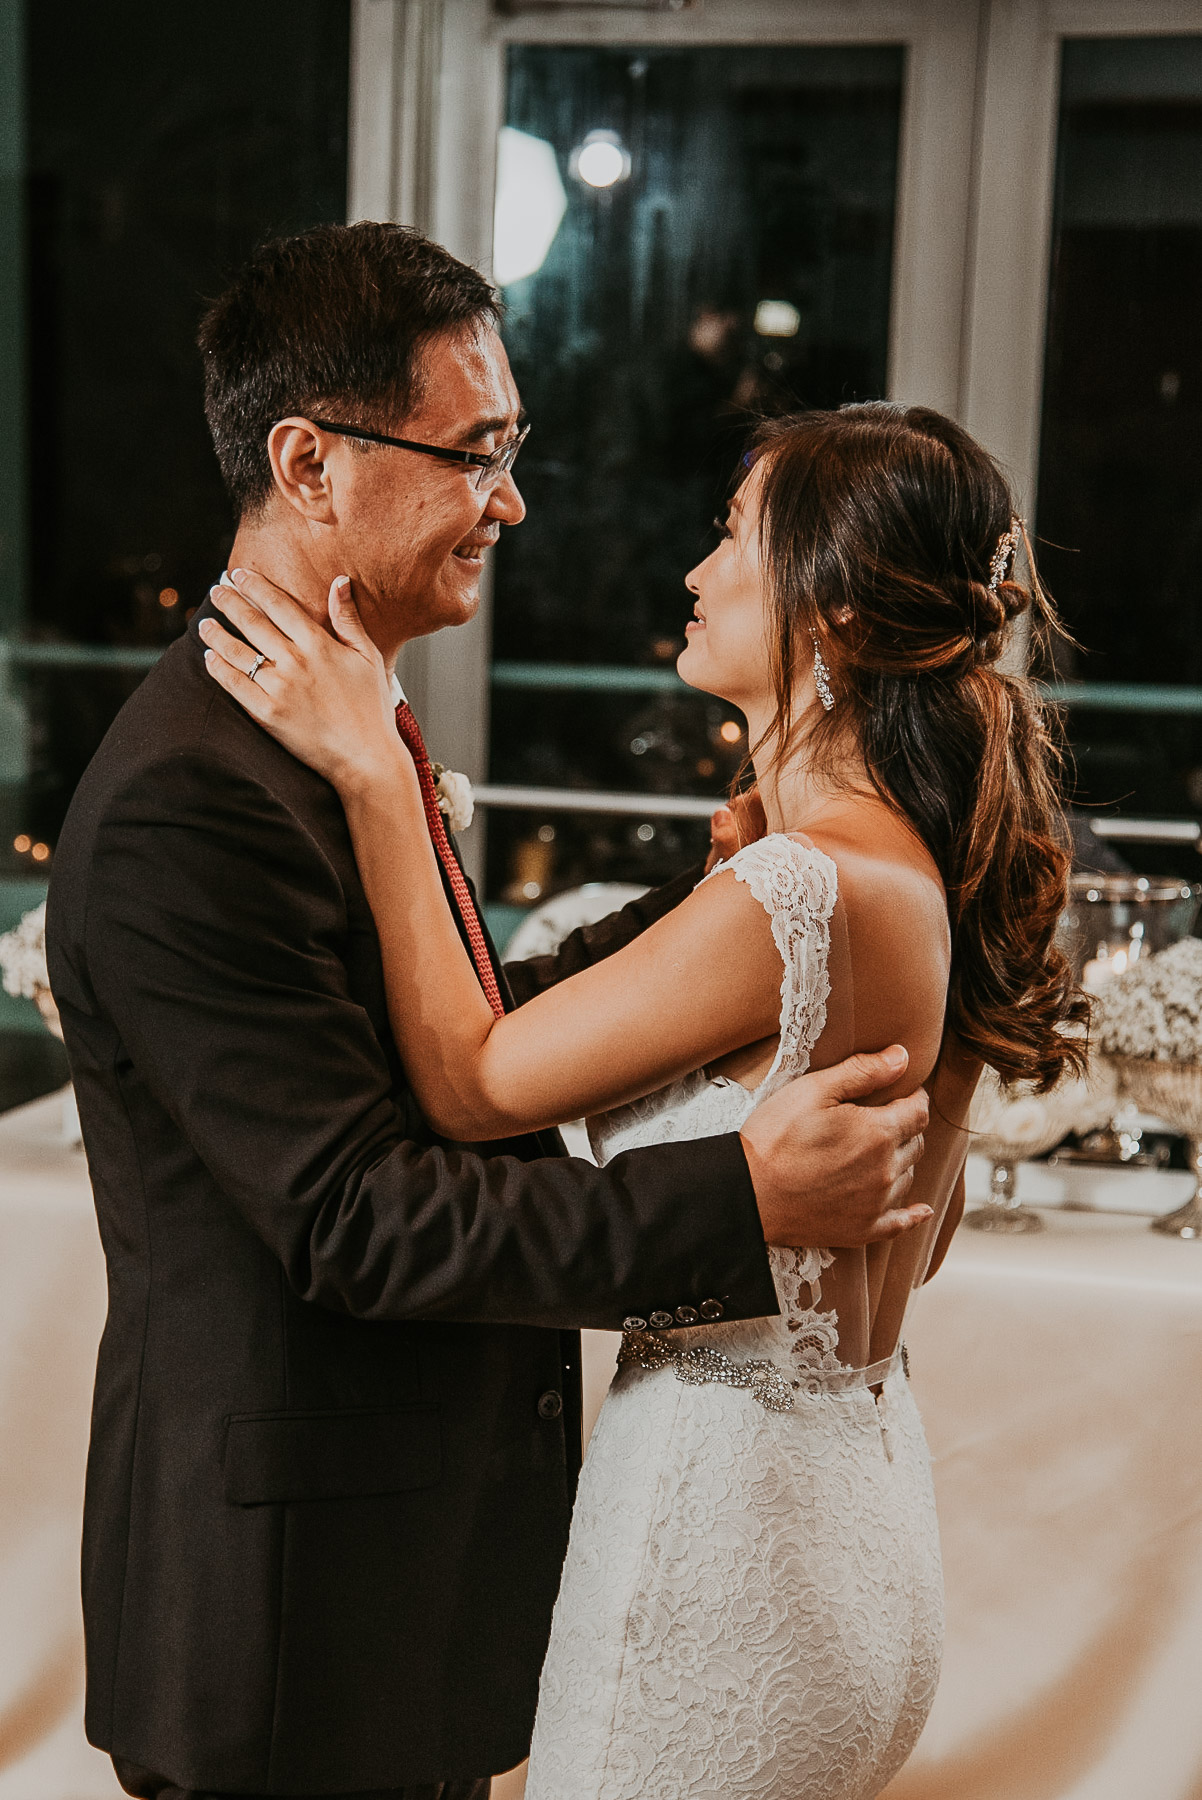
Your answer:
[685,611,706,634]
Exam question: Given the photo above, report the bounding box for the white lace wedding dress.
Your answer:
[523,836,944,1800]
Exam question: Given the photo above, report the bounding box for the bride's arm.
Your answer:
[200,574,785,1141]
[505,791,769,1003]
[339,760,782,1137]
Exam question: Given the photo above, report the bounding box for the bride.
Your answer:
[200,400,1085,1799]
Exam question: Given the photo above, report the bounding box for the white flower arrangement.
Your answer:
[0,900,62,1038]
[969,1055,1116,1158]
[432,764,474,834]
[1093,936,1202,1063]
[0,901,48,1000]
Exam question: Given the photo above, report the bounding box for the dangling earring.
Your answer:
[811,632,835,712]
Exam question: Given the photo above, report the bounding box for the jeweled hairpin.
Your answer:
[988,519,1022,592]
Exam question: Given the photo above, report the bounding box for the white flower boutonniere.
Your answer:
[431,764,474,834]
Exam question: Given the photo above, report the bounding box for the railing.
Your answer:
[474,783,720,818]
[0,641,164,670]
[493,662,1202,714]
[6,640,1202,715]
[3,638,1202,716]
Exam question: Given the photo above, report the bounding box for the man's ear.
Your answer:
[266,418,338,523]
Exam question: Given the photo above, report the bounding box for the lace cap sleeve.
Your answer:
[697,834,839,1091]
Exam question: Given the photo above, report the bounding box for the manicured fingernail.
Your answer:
[230,567,247,585]
[208,587,224,605]
[198,618,213,634]
[334,575,351,596]
[203,648,214,663]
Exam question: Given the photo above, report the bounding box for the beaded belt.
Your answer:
[617,1328,908,1416]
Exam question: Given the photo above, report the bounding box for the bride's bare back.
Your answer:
[705,795,979,1369]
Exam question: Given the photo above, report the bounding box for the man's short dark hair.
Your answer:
[198,222,499,516]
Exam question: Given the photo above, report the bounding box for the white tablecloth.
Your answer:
[6,1093,1202,1800]
[0,1091,120,1798]
[884,1204,1202,1800]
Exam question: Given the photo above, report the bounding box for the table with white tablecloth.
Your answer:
[0,1090,120,1799]
[5,1090,1202,1800]
[884,1204,1202,1800]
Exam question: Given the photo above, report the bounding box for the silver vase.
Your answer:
[1109,1058,1202,1239]
[966,1060,1116,1234]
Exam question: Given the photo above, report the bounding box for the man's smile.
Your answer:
[452,530,499,567]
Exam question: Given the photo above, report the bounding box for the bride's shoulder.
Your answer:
[788,804,944,914]
[701,830,840,902]
[794,812,951,1001]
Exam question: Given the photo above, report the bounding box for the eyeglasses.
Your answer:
[301,417,531,492]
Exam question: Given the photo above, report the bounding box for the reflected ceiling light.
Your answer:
[571,130,632,190]
[493,125,568,287]
[754,299,801,338]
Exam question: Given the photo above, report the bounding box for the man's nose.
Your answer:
[486,470,526,526]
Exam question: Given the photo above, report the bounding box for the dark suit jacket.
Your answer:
[45,605,778,1794]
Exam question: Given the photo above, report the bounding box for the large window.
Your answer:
[486,41,904,908]
[1038,35,1202,830]
[0,0,350,1082]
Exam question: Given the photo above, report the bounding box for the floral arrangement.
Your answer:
[0,900,62,1038]
[432,764,474,834]
[1093,936,1202,1063]
[0,901,48,1000]
[969,1052,1116,1156]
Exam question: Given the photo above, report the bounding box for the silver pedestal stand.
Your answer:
[1111,1058,1202,1240]
[964,1157,1045,1234]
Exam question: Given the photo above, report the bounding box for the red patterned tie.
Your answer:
[394,701,505,1020]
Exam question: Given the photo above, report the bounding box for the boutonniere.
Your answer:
[431,763,474,834]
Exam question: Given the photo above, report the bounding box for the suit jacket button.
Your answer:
[537,1390,563,1420]
[700,1298,725,1321]
[675,1305,699,1325]
[649,1310,673,1329]
[623,1316,648,1332]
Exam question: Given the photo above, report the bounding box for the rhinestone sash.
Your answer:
[617,1328,907,1414]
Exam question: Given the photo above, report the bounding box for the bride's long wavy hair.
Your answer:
[746,401,1087,1089]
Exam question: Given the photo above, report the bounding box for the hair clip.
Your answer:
[988,519,1022,592]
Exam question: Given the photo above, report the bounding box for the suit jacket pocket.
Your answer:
[224,1404,441,1505]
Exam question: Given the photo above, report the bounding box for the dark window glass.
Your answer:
[0,0,349,1085]
[488,42,903,906]
[1038,36,1202,827]
[4,0,350,855]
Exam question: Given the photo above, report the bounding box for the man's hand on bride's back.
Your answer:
[740,1045,932,1246]
[200,569,407,796]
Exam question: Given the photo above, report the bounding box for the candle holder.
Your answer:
[1057,875,1201,990]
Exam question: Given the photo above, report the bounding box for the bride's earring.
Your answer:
[811,633,835,712]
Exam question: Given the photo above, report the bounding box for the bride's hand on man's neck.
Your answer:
[225,518,401,675]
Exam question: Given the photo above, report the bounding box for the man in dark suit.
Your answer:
[46,223,929,1800]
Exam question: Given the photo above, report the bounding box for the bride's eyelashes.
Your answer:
[712,516,733,541]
